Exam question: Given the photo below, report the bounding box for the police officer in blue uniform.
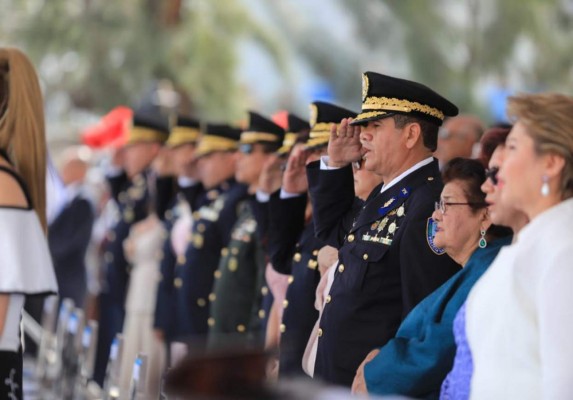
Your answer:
[153,116,209,359]
[173,124,249,346]
[269,102,357,377]
[251,112,312,339]
[207,112,284,350]
[306,72,462,386]
[94,112,169,385]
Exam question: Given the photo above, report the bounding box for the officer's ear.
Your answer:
[404,122,422,150]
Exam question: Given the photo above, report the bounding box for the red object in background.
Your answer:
[271,110,288,130]
[81,106,133,149]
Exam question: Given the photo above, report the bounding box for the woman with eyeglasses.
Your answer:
[352,157,512,398]
[440,127,528,399]
[462,93,573,399]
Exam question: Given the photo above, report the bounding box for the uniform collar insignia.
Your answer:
[383,198,395,208]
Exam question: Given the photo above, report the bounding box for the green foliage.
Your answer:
[4,0,286,119]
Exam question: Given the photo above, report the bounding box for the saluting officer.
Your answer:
[94,111,169,385]
[253,112,310,361]
[173,124,249,345]
[306,72,461,386]
[269,102,356,377]
[207,111,284,350]
[153,116,208,357]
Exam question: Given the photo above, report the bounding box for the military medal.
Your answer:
[397,205,405,217]
[388,222,397,234]
[376,217,388,233]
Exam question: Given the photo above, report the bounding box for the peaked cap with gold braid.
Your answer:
[351,71,459,126]
[305,101,357,150]
[195,123,242,159]
[277,113,310,156]
[166,115,201,148]
[125,112,170,145]
[240,111,285,146]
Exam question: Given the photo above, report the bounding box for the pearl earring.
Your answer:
[541,175,550,197]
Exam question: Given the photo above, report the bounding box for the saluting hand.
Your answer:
[110,147,125,168]
[258,154,283,195]
[183,158,200,180]
[327,117,362,168]
[152,147,174,177]
[282,144,309,194]
[351,348,380,395]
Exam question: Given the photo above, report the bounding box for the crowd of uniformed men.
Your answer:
[46,70,491,398]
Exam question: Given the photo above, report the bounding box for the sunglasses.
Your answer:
[485,167,499,186]
[239,144,254,154]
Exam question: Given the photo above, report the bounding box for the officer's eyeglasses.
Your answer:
[434,199,486,214]
[485,167,499,186]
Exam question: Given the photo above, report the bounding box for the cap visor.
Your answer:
[349,111,395,126]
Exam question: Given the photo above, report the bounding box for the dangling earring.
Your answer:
[541,175,550,197]
[478,228,487,249]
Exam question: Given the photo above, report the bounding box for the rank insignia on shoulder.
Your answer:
[426,217,446,255]
[379,187,411,215]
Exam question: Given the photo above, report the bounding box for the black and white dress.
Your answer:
[0,164,58,399]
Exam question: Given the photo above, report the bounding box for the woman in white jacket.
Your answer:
[466,92,573,399]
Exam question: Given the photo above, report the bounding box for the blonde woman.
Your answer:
[0,48,58,398]
[466,93,573,398]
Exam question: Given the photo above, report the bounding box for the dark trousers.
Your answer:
[93,292,125,386]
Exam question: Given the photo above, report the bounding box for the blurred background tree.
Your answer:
[1,0,573,139]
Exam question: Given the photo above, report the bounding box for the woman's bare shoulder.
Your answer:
[0,166,29,208]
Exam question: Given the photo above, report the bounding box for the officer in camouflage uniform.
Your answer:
[207,112,284,350]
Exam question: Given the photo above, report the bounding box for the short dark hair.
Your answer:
[478,126,512,167]
[443,157,513,239]
[442,157,487,213]
[392,114,440,152]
